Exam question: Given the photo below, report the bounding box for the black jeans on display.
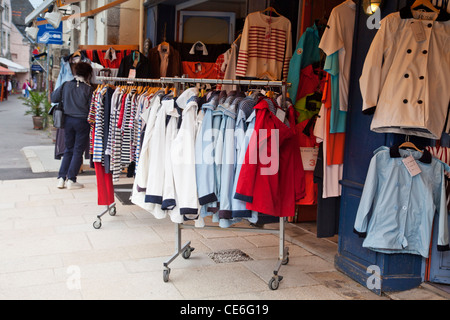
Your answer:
[58,115,90,182]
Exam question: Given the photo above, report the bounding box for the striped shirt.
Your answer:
[236,11,292,81]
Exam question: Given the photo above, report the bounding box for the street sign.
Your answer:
[36,17,63,45]
[31,64,44,72]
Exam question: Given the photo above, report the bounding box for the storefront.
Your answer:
[47,0,449,294]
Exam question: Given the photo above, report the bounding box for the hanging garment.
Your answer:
[354,145,450,258]
[318,0,356,112]
[360,6,450,139]
[117,51,151,79]
[234,98,305,217]
[147,43,182,78]
[236,11,293,81]
[287,23,321,101]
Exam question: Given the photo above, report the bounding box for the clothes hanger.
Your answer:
[411,0,440,13]
[399,139,424,153]
[261,7,281,17]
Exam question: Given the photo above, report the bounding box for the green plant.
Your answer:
[20,91,46,117]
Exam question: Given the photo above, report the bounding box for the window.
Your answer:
[177,11,235,44]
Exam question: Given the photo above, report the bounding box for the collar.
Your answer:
[189,41,208,55]
[399,6,450,22]
[389,144,432,164]
[104,47,117,61]
[158,43,170,55]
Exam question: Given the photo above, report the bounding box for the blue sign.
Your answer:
[31,64,44,72]
[36,17,63,45]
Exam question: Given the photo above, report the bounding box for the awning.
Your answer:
[0,58,29,73]
[0,66,15,76]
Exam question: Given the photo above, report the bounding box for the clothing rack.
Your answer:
[94,75,292,290]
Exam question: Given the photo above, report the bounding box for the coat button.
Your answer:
[407,49,412,54]
[403,99,408,103]
[418,100,423,104]
[404,74,409,78]
[428,23,432,28]
[419,76,425,80]
[423,50,428,54]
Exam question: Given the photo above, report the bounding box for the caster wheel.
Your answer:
[182,247,194,259]
[163,269,170,282]
[268,275,283,290]
[282,256,289,265]
[109,206,116,216]
[93,219,102,229]
[268,277,279,290]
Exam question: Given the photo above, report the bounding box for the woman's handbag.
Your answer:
[48,83,66,129]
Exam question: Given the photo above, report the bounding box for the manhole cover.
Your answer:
[207,249,253,263]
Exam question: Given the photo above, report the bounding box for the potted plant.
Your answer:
[20,91,46,130]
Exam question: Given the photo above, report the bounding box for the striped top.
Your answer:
[236,11,292,81]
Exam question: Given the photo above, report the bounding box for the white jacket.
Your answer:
[360,8,450,139]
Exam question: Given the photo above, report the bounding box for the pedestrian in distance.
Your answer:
[51,62,94,189]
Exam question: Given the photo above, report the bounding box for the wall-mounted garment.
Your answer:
[182,61,218,79]
[236,11,293,81]
[173,42,231,63]
[147,43,182,78]
[360,6,450,140]
[318,0,356,112]
[287,23,321,101]
[354,145,450,258]
[82,48,131,69]
[117,51,151,79]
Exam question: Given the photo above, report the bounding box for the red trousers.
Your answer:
[94,162,115,205]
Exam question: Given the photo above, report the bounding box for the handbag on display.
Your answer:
[48,83,66,129]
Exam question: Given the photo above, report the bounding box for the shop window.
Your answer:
[177,11,235,44]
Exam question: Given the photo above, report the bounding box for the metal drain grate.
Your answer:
[207,249,253,263]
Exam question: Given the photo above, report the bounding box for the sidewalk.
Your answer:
[0,172,448,300]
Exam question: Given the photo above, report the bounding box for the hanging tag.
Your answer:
[300,147,319,171]
[128,68,136,79]
[410,22,426,43]
[402,155,422,177]
[276,108,286,122]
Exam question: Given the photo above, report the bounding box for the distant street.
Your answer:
[0,93,56,180]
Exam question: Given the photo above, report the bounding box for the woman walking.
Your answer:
[51,62,94,189]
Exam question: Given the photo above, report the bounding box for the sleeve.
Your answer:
[50,84,64,104]
[353,154,379,237]
[195,110,218,205]
[162,116,177,211]
[236,16,250,78]
[171,105,199,215]
[218,118,236,219]
[282,21,293,82]
[287,33,306,100]
[359,17,392,114]
[234,109,266,203]
[436,164,450,252]
[318,9,343,56]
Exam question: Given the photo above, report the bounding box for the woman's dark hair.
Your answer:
[74,62,93,81]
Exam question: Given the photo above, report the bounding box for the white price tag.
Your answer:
[300,147,319,171]
[276,109,286,123]
[402,155,422,177]
[128,69,136,79]
[410,21,426,42]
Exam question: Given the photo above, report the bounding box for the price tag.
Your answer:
[265,26,272,40]
[276,108,286,123]
[300,147,319,171]
[410,21,426,42]
[402,155,422,177]
[128,69,136,79]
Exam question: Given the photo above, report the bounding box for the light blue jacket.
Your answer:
[354,146,450,258]
[195,93,220,207]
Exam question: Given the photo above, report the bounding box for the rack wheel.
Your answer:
[182,247,194,259]
[163,268,170,282]
[282,256,289,265]
[109,206,117,216]
[93,219,102,229]
[268,275,283,290]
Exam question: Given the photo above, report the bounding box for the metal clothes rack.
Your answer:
[94,75,292,290]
